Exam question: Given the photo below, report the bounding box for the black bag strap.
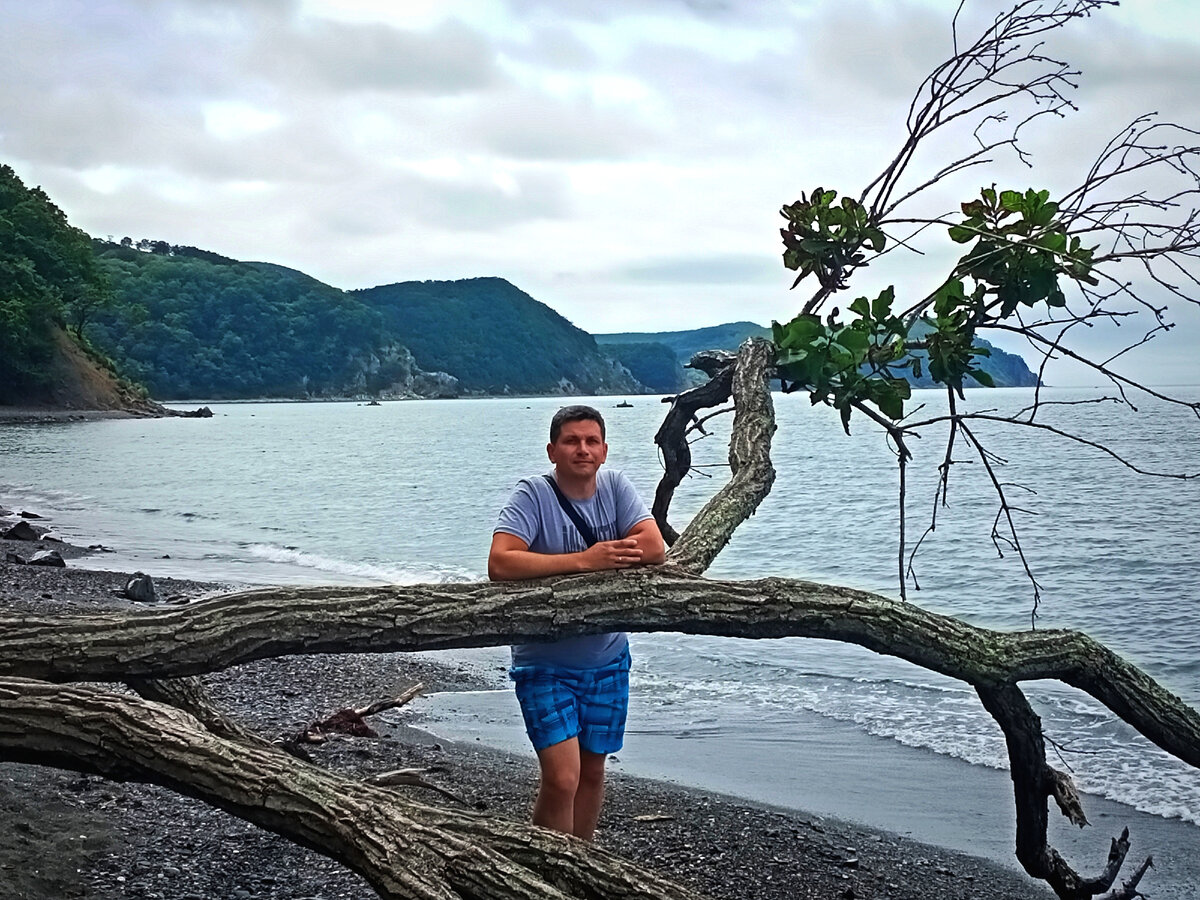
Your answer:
[542,475,600,548]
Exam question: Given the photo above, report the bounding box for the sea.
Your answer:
[2,387,1199,895]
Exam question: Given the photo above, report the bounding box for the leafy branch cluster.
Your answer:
[765,1,1200,608]
[774,184,1099,430]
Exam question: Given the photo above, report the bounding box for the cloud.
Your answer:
[1,0,1197,385]
[251,17,502,94]
[466,93,656,160]
[614,253,780,285]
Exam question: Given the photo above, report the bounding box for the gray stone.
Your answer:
[5,550,26,564]
[29,549,66,567]
[123,572,158,602]
[2,520,40,541]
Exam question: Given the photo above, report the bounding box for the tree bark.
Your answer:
[0,677,707,900]
[3,573,1197,769]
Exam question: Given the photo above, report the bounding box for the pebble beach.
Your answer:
[0,513,1058,900]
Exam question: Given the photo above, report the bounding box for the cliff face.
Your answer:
[338,343,460,400]
[4,328,167,415]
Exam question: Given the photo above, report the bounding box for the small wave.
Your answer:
[0,483,92,510]
[246,544,476,585]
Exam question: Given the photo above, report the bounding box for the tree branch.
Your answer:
[667,338,777,574]
[0,678,705,900]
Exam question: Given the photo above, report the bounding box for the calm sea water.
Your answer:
[3,388,1199,882]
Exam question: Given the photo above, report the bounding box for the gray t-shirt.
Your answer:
[495,468,652,668]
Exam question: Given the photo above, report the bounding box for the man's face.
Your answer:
[547,419,608,480]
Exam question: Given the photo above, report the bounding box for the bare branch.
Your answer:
[668,339,777,574]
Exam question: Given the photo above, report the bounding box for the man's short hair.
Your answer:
[550,405,606,443]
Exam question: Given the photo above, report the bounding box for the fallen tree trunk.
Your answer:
[2,571,1197,769]
[0,676,707,900]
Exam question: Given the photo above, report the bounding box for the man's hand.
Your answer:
[581,538,644,570]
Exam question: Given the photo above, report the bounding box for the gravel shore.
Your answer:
[0,523,1054,900]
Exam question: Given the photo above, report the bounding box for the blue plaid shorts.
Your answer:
[510,647,631,754]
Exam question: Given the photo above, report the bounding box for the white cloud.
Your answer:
[202,102,284,140]
[2,0,1197,387]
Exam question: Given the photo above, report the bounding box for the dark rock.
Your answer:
[2,520,41,541]
[18,510,43,518]
[123,572,158,603]
[29,549,66,567]
[5,551,27,564]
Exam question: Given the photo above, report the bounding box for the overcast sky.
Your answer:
[4,0,1198,386]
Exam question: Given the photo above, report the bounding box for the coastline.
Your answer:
[0,527,1054,900]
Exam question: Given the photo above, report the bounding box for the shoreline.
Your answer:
[0,524,1054,899]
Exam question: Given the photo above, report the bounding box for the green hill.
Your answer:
[89,242,403,400]
[599,320,1038,389]
[597,322,772,366]
[353,277,641,395]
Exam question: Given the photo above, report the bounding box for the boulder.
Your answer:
[2,521,41,541]
[4,551,26,565]
[177,406,214,418]
[123,572,158,603]
[28,549,66,567]
[18,510,43,519]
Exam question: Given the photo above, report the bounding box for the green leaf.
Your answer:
[836,327,870,355]
[1000,190,1022,213]
[948,224,976,244]
[871,382,904,419]
[969,368,995,388]
[1032,201,1058,227]
[871,286,895,320]
[1038,232,1067,253]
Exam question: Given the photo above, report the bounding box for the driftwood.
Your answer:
[0,339,1191,899]
[291,682,426,743]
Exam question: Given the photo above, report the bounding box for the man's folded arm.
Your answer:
[488,528,662,581]
[625,518,666,565]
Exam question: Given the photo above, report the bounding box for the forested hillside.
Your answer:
[353,278,642,395]
[5,165,1036,406]
[88,243,418,400]
[600,320,1039,389]
[0,165,109,403]
[598,322,773,364]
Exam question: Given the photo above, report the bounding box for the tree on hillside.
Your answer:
[2,3,1199,900]
[0,164,110,400]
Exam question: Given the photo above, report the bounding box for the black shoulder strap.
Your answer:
[542,475,600,547]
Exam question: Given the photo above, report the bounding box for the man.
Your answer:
[489,405,665,840]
